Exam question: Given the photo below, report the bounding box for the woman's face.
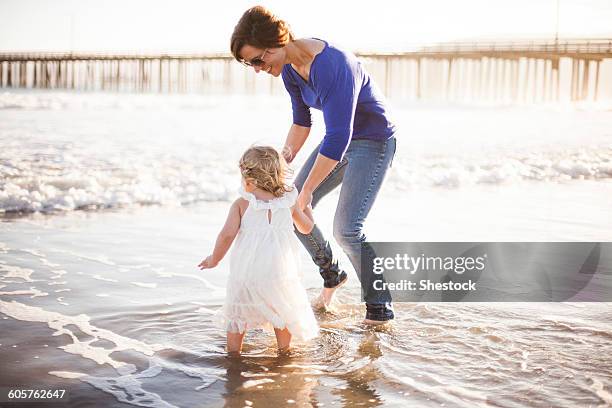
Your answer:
[239,44,284,77]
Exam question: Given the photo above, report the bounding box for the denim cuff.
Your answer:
[365,302,395,321]
[321,270,347,289]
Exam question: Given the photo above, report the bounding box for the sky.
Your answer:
[1,0,612,53]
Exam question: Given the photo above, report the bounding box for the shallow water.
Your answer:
[1,91,612,406]
[1,202,611,407]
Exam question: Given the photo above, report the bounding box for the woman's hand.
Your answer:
[282,124,311,163]
[281,145,293,164]
[198,255,218,270]
[297,189,313,211]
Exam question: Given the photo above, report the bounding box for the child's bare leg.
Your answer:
[227,331,246,354]
[274,327,292,351]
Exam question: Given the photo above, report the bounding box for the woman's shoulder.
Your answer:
[310,40,360,84]
[311,39,355,64]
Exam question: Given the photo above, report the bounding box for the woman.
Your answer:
[230,6,397,324]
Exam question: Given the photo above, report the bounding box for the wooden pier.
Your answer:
[357,39,612,103]
[1,39,611,103]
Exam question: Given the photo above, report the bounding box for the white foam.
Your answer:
[387,147,612,190]
[0,300,165,368]
[41,258,61,268]
[48,371,87,379]
[0,287,48,298]
[153,357,225,391]
[130,282,157,289]
[241,371,280,378]
[50,270,67,279]
[20,248,45,257]
[242,378,275,389]
[92,274,118,283]
[2,142,611,214]
[589,377,612,405]
[50,365,179,408]
[195,307,216,315]
[0,264,34,282]
[2,91,612,216]
[50,356,224,407]
[0,152,234,214]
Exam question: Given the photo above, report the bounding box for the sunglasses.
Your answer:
[241,49,268,67]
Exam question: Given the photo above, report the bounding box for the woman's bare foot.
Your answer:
[312,274,348,310]
[362,318,391,326]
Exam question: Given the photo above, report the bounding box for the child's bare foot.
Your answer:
[274,327,292,352]
[227,331,246,355]
[277,346,292,356]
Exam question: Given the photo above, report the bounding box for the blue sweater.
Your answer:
[281,39,396,161]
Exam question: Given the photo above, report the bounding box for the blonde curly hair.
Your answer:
[239,146,293,197]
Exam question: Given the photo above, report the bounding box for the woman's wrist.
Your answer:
[301,182,315,194]
[282,145,293,163]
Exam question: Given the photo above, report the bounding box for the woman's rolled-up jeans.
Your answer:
[294,136,396,321]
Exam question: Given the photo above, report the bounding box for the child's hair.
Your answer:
[239,146,293,197]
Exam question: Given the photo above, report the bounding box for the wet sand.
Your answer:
[1,181,612,407]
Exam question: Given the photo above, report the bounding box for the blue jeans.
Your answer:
[294,136,396,321]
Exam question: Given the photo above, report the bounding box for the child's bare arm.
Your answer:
[198,199,242,269]
[292,204,314,234]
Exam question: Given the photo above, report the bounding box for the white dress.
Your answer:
[216,185,319,341]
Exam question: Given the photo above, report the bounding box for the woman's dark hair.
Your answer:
[230,6,294,63]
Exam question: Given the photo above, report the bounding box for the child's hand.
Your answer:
[292,204,314,234]
[198,256,217,269]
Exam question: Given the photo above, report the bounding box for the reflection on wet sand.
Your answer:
[218,305,392,408]
[2,210,612,407]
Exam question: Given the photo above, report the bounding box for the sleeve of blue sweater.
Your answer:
[281,68,312,128]
[311,52,361,161]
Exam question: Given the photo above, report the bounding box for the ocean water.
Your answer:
[1,90,612,407]
[1,90,612,214]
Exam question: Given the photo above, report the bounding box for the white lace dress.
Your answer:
[216,185,319,341]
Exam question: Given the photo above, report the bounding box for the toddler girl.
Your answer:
[198,146,319,354]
